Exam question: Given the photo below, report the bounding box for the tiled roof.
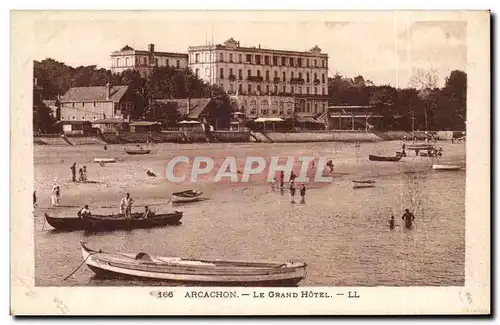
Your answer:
[60,85,128,102]
[129,121,161,126]
[155,98,212,118]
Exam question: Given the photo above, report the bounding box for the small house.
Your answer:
[129,121,162,133]
[60,121,93,135]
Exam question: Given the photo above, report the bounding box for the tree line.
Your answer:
[33,58,466,132]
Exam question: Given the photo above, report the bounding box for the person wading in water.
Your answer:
[402,209,415,230]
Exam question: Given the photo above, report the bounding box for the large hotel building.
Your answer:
[188,38,329,118]
[110,44,188,77]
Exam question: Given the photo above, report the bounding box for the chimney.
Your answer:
[106,82,111,100]
[187,98,191,115]
[148,43,155,53]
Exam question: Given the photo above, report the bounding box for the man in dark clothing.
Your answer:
[402,209,415,229]
[289,182,296,203]
[299,184,306,204]
[389,215,395,230]
[70,163,76,182]
[33,191,37,208]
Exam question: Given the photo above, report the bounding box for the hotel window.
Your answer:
[230,83,234,93]
[176,60,180,68]
[93,103,96,107]
[246,54,252,63]
[298,86,302,94]
[314,87,318,94]
[220,53,224,62]
[281,57,286,66]
[323,87,326,95]
[273,56,278,65]
[257,85,261,93]
[238,84,243,93]
[322,60,325,68]
[314,103,318,112]
[306,73,310,82]
[195,69,199,77]
[166,59,169,66]
[255,55,261,65]
[205,68,210,77]
[282,71,286,82]
[248,84,252,93]
[314,73,318,80]
[274,71,278,78]
[229,68,234,76]
[195,54,199,63]
[204,53,209,62]
[291,86,294,94]
[299,72,302,79]
[239,69,243,80]
[314,59,318,67]
[322,103,326,112]
[266,85,270,93]
[72,116,76,120]
[264,56,270,65]
[125,58,129,66]
[93,116,97,120]
[257,70,261,77]
[307,103,311,112]
[143,57,147,65]
[247,69,251,78]
[322,73,325,83]
[155,58,158,66]
[291,72,294,79]
[265,70,269,81]
[307,59,310,67]
[220,68,224,79]
[290,58,295,67]
[274,85,278,93]
[298,58,302,67]
[229,53,233,62]
[117,58,121,66]
[239,54,242,63]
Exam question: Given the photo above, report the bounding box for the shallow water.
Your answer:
[34,141,465,286]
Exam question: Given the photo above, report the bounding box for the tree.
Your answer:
[143,101,181,126]
[408,67,439,90]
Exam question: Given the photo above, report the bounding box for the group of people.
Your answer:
[389,209,416,230]
[50,185,61,207]
[76,192,155,219]
[70,163,88,182]
[271,171,307,204]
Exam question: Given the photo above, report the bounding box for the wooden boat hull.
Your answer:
[94,158,116,163]
[407,144,435,150]
[45,211,183,232]
[351,182,375,189]
[81,242,307,286]
[171,190,203,203]
[432,164,462,171]
[124,149,151,155]
[368,155,401,162]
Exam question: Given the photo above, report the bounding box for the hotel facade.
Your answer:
[188,38,329,118]
[110,44,189,77]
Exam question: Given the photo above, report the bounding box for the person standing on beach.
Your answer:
[279,171,285,189]
[55,186,61,205]
[82,166,88,182]
[50,185,58,207]
[120,193,135,218]
[402,209,415,230]
[389,215,395,230]
[70,163,76,182]
[299,184,306,204]
[33,191,37,208]
[289,182,296,204]
[290,171,297,183]
[78,168,84,182]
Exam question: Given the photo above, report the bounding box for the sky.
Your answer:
[32,11,467,88]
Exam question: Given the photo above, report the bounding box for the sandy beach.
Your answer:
[34,140,466,286]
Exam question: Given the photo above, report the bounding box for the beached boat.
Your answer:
[171,190,204,203]
[368,155,402,162]
[124,147,151,155]
[44,211,183,232]
[80,241,307,286]
[407,143,435,150]
[94,157,116,164]
[351,180,375,189]
[432,164,462,171]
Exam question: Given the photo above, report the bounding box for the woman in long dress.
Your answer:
[51,185,58,207]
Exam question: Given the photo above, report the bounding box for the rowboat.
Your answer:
[432,164,462,171]
[94,157,116,164]
[171,190,204,203]
[124,148,151,155]
[407,144,435,150]
[44,211,183,232]
[351,180,375,189]
[80,241,307,286]
[368,154,402,162]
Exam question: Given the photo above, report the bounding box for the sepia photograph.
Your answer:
[11,9,490,315]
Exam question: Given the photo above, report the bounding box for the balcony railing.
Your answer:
[247,76,263,82]
[313,79,320,85]
[290,78,305,85]
[273,77,280,83]
[228,75,237,81]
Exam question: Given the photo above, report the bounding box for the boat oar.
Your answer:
[63,252,97,281]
